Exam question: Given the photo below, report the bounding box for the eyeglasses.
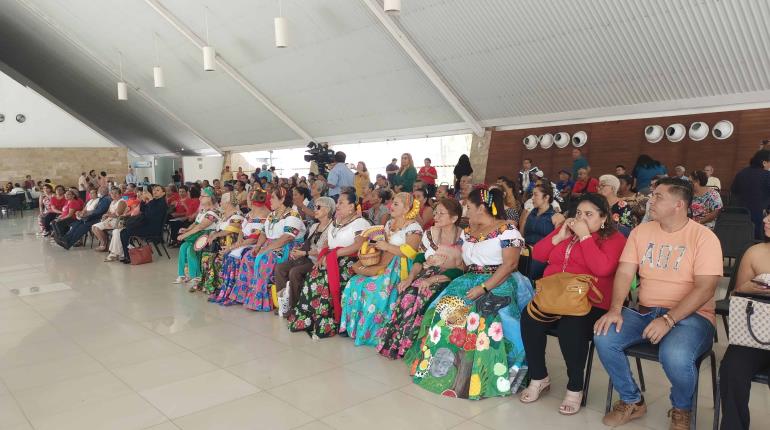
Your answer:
[434,210,448,216]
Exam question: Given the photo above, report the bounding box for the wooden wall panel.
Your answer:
[485,108,770,190]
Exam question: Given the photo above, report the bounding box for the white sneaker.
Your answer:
[173,276,187,284]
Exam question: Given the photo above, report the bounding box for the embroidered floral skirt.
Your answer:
[340,257,410,347]
[376,267,448,360]
[199,251,222,294]
[287,256,356,338]
[404,272,534,400]
[229,240,296,311]
[211,246,253,302]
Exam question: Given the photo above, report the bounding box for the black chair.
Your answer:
[719,206,751,217]
[4,194,25,218]
[713,219,755,277]
[714,242,758,339]
[605,343,718,430]
[143,235,170,259]
[545,327,595,407]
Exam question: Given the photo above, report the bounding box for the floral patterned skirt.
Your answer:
[229,240,296,311]
[200,251,222,294]
[376,267,448,360]
[340,257,410,347]
[211,246,253,302]
[404,272,533,400]
[287,256,356,338]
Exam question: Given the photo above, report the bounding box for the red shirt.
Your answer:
[60,199,85,219]
[418,166,438,185]
[167,192,180,208]
[184,198,200,219]
[572,177,599,194]
[532,229,627,310]
[50,195,66,211]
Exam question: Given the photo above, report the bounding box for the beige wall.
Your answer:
[0,147,128,188]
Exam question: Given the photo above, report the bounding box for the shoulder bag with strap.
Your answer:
[728,292,770,351]
[526,237,602,323]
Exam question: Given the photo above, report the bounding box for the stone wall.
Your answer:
[0,147,128,188]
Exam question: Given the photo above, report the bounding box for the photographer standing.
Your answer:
[327,151,355,201]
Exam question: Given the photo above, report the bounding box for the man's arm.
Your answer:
[594,261,637,335]
[666,275,719,323]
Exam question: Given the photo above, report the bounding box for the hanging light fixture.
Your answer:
[202,7,216,71]
[117,51,128,101]
[384,0,401,16]
[152,33,165,88]
[274,0,288,48]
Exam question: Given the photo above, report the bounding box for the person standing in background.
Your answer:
[386,158,399,185]
[704,165,721,191]
[221,165,234,183]
[125,168,137,185]
[572,148,589,178]
[418,158,438,198]
[327,151,355,201]
[77,172,88,201]
[393,153,418,193]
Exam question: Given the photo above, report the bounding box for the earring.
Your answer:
[601,222,605,229]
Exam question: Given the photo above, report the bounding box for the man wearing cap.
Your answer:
[555,169,575,201]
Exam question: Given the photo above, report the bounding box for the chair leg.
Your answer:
[605,378,614,414]
[636,358,646,392]
[710,352,718,403]
[582,342,594,407]
[161,242,170,259]
[153,242,162,257]
[721,314,729,339]
[691,377,699,430]
[713,372,721,430]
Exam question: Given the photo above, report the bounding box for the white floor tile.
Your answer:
[112,351,218,391]
[30,393,166,430]
[0,352,105,391]
[226,348,338,389]
[173,392,314,430]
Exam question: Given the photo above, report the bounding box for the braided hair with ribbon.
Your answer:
[468,185,506,220]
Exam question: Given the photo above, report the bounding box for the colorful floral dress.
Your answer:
[340,221,423,346]
[177,208,221,279]
[288,217,371,338]
[376,229,464,359]
[229,210,305,311]
[200,212,245,294]
[611,199,636,230]
[405,223,534,400]
[690,188,723,229]
[211,214,265,303]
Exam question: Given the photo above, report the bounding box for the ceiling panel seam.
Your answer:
[360,0,483,137]
[143,0,313,143]
[13,0,223,155]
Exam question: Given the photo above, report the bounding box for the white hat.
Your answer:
[645,125,664,143]
[554,132,571,148]
[688,122,709,141]
[539,133,554,149]
[712,120,734,140]
[571,131,588,147]
[666,124,686,142]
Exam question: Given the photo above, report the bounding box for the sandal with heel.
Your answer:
[519,377,550,403]
[559,390,583,415]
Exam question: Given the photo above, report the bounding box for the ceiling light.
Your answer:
[202,8,215,71]
[384,0,401,16]
[117,51,127,101]
[153,33,165,88]
[275,1,288,48]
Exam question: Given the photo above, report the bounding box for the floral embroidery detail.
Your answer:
[463,223,519,243]
[466,312,480,331]
[476,332,490,351]
[500,238,524,249]
[429,325,441,344]
[488,321,504,342]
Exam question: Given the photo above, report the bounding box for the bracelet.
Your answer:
[662,314,676,328]
[481,282,489,293]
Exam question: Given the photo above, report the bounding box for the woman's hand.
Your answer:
[396,279,411,293]
[551,219,572,244]
[374,240,390,252]
[289,249,305,260]
[465,285,486,300]
[569,218,591,238]
[417,277,434,296]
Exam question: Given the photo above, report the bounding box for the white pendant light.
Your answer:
[152,33,165,88]
[384,0,401,16]
[274,1,288,48]
[117,51,127,101]
[202,8,215,71]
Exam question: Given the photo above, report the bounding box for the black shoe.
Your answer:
[55,238,71,250]
[121,258,131,264]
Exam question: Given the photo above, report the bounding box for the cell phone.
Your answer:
[750,279,770,289]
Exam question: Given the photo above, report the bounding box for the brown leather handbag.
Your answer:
[128,237,153,265]
[527,272,602,322]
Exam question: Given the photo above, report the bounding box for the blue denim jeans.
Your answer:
[593,307,714,410]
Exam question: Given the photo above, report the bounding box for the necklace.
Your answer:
[467,220,501,241]
[330,213,360,239]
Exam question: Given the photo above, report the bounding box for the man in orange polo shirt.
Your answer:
[593,177,722,430]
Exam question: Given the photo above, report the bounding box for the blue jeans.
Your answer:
[593,307,714,410]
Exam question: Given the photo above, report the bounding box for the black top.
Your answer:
[139,197,169,236]
[731,167,770,212]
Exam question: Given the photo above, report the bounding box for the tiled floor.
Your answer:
[0,213,768,430]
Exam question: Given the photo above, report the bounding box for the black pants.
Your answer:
[40,212,58,233]
[63,219,96,247]
[425,183,437,198]
[274,257,314,309]
[168,220,191,244]
[521,306,604,391]
[719,345,770,430]
[52,218,76,239]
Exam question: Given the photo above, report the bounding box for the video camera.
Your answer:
[303,141,335,177]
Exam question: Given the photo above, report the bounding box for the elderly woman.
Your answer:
[92,187,127,251]
[376,198,465,359]
[689,170,723,229]
[174,188,220,288]
[341,192,423,346]
[406,187,533,399]
[274,197,335,315]
[519,193,626,415]
[210,189,271,303]
[597,174,636,232]
[194,192,245,294]
[227,187,306,311]
[288,190,370,338]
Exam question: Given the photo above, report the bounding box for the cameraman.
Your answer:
[327,151,355,202]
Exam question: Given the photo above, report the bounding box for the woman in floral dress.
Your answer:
[174,189,221,289]
[598,175,636,232]
[340,192,423,346]
[210,190,270,303]
[288,190,370,338]
[195,192,244,294]
[406,187,534,399]
[227,187,306,311]
[377,198,465,359]
[689,170,723,229]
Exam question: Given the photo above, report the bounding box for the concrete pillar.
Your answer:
[469,129,491,184]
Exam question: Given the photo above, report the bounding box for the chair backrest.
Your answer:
[6,194,24,210]
[714,220,756,259]
[720,206,751,216]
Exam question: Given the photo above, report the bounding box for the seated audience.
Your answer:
[496,176,522,224]
[366,189,392,226]
[92,187,128,250]
[632,154,667,194]
[520,193,626,415]
[51,189,84,239]
[169,186,199,246]
[594,178,722,429]
[597,175,636,232]
[413,187,434,229]
[689,170,722,229]
[38,184,61,237]
[196,192,245,294]
[718,211,770,430]
[406,187,533,399]
[704,165,721,190]
[519,184,558,277]
[118,185,168,264]
[555,170,575,202]
[288,189,370,338]
[56,186,111,249]
[571,167,599,197]
[377,198,464,359]
[174,188,220,288]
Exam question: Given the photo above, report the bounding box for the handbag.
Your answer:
[128,237,153,265]
[526,237,602,323]
[728,293,770,351]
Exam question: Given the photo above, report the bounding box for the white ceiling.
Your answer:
[1,0,769,155]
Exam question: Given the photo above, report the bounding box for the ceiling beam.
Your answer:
[14,0,223,156]
[361,0,484,137]
[144,0,313,143]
